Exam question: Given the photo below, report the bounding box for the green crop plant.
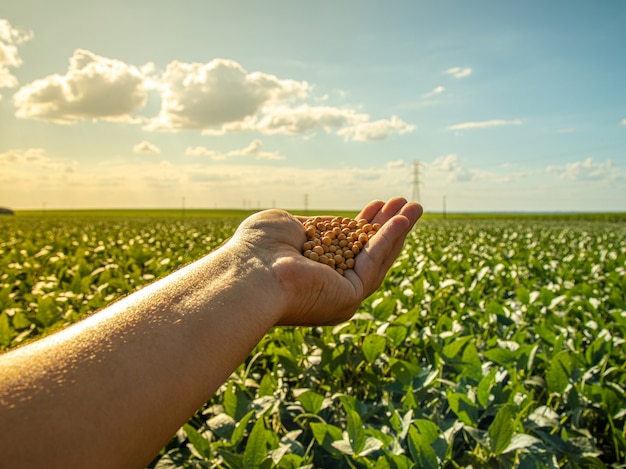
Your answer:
[1,214,624,468]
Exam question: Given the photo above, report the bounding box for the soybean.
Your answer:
[300,216,381,275]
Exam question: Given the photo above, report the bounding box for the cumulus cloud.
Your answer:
[13,49,414,141]
[14,49,149,123]
[447,119,522,131]
[218,104,360,135]
[429,154,473,182]
[547,158,618,181]
[0,19,33,97]
[149,59,309,131]
[186,139,285,161]
[147,59,414,141]
[423,85,445,99]
[444,67,472,79]
[133,140,160,154]
[338,115,415,141]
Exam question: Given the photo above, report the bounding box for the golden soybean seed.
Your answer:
[300,215,381,275]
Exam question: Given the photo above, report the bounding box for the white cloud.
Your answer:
[423,85,445,99]
[547,157,619,181]
[14,49,149,123]
[133,140,161,154]
[148,59,309,131]
[444,67,472,79]
[0,19,33,96]
[447,119,522,131]
[428,153,474,182]
[185,139,284,161]
[147,59,414,141]
[219,104,361,135]
[13,50,414,141]
[338,115,415,141]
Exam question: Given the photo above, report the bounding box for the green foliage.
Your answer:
[1,214,625,468]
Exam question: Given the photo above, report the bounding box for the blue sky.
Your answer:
[1,1,625,212]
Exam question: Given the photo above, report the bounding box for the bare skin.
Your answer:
[0,197,422,469]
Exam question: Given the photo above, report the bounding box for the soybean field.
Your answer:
[1,212,625,468]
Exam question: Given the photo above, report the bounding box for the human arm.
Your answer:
[0,197,422,468]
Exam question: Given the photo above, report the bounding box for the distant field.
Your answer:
[10,208,626,222]
[12,208,361,219]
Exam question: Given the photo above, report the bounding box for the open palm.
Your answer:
[232,197,423,326]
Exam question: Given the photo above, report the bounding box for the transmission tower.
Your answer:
[411,161,421,202]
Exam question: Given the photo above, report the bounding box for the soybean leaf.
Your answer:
[310,422,343,455]
[346,408,366,455]
[0,312,14,348]
[442,336,472,360]
[224,382,250,421]
[413,419,441,445]
[407,426,438,469]
[385,324,408,347]
[545,351,572,393]
[297,390,325,414]
[243,418,268,469]
[183,423,212,460]
[488,406,514,455]
[231,410,255,446]
[362,334,386,363]
[447,392,479,426]
[503,434,543,454]
[477,368,497,408]
[372,297,397,321]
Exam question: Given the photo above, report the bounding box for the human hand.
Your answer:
[229,197,423,326]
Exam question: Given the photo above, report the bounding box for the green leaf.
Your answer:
[447,392,479,426]
[502,434,543,454]
[516,286,531,305]
[231,410,255,446]
[442,336,472,360]
[36,296,60,328]
[413,419,441,445]
[362,334,386,363]
[297,390,325,414]
[258,373,275,397]
[310,422,343,455]
[346,408,366,455]
[183,423,212,460]
[483,347,518,367]
[407,426,438,469]
[389,358,420,385]
[385,324,408,347]
[243,418,269,469]
[0,312,15,348]
[372,297,397,321]
[545,351,572,393]
[224,382,250,420]
[477,368,497,408]
[488,406,514,455]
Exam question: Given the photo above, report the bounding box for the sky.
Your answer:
[1,1,625,212]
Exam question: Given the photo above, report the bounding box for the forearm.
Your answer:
[0,242,281,468]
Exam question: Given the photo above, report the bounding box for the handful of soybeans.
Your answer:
[301,216,381,276]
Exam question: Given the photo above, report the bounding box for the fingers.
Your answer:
[352,199,423,297]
